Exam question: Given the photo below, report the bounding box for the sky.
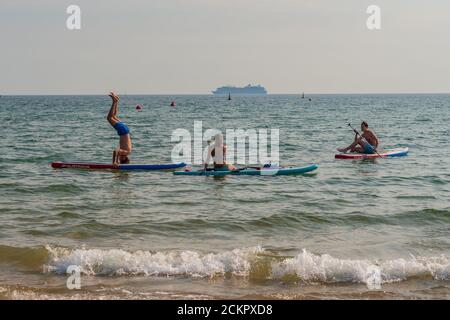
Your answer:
[1,0,450,94]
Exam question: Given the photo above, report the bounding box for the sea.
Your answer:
[0,94,449,299]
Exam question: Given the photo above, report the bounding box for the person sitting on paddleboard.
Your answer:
[107,92,132,165]
[204,133,236,171]
[338,121,379,154]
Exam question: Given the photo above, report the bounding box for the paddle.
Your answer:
[347,123,383,158]
[237,162,273,171]
[237,166,261,171]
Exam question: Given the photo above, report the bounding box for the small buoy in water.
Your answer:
[136,104,143,110]
[170,101,176,107]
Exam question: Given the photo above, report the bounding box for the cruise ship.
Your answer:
[212,84,267,95]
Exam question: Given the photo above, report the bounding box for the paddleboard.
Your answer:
[174,164,318,176]
[335,147,409,159]
[51,162,186,170]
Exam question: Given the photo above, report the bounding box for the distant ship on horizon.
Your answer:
[212,84,268,95]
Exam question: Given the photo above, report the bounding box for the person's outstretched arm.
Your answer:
[112,149,117,165]
[112,149,130,165]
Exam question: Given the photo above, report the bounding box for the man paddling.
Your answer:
[107,92,132,165]
[338,121,379,154]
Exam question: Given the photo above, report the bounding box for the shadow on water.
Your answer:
[112,171,130,182]
[108,172,136,206]
[351,158,378,165]
[352,160,381,176]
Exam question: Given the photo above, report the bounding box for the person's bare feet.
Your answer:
[337,148,348,153]
[109,92,119,102]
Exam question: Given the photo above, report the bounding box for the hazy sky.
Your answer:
[1,0,450,94]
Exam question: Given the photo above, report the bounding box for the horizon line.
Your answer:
[1,92,450,96]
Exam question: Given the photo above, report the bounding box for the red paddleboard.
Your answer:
[335,147,409,159]
[51,162,114,169]
[51,162,186,170]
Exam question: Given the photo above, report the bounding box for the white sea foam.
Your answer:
[44,245,263,277]
[43,246,450,289]
[271,249,450,288]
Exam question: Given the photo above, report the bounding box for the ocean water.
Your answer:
[0,94,449,300]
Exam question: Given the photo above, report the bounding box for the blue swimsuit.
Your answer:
[363,143,375,154]
[113,122,130,136]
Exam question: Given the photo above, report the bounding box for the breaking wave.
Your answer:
[40,245,450,289]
